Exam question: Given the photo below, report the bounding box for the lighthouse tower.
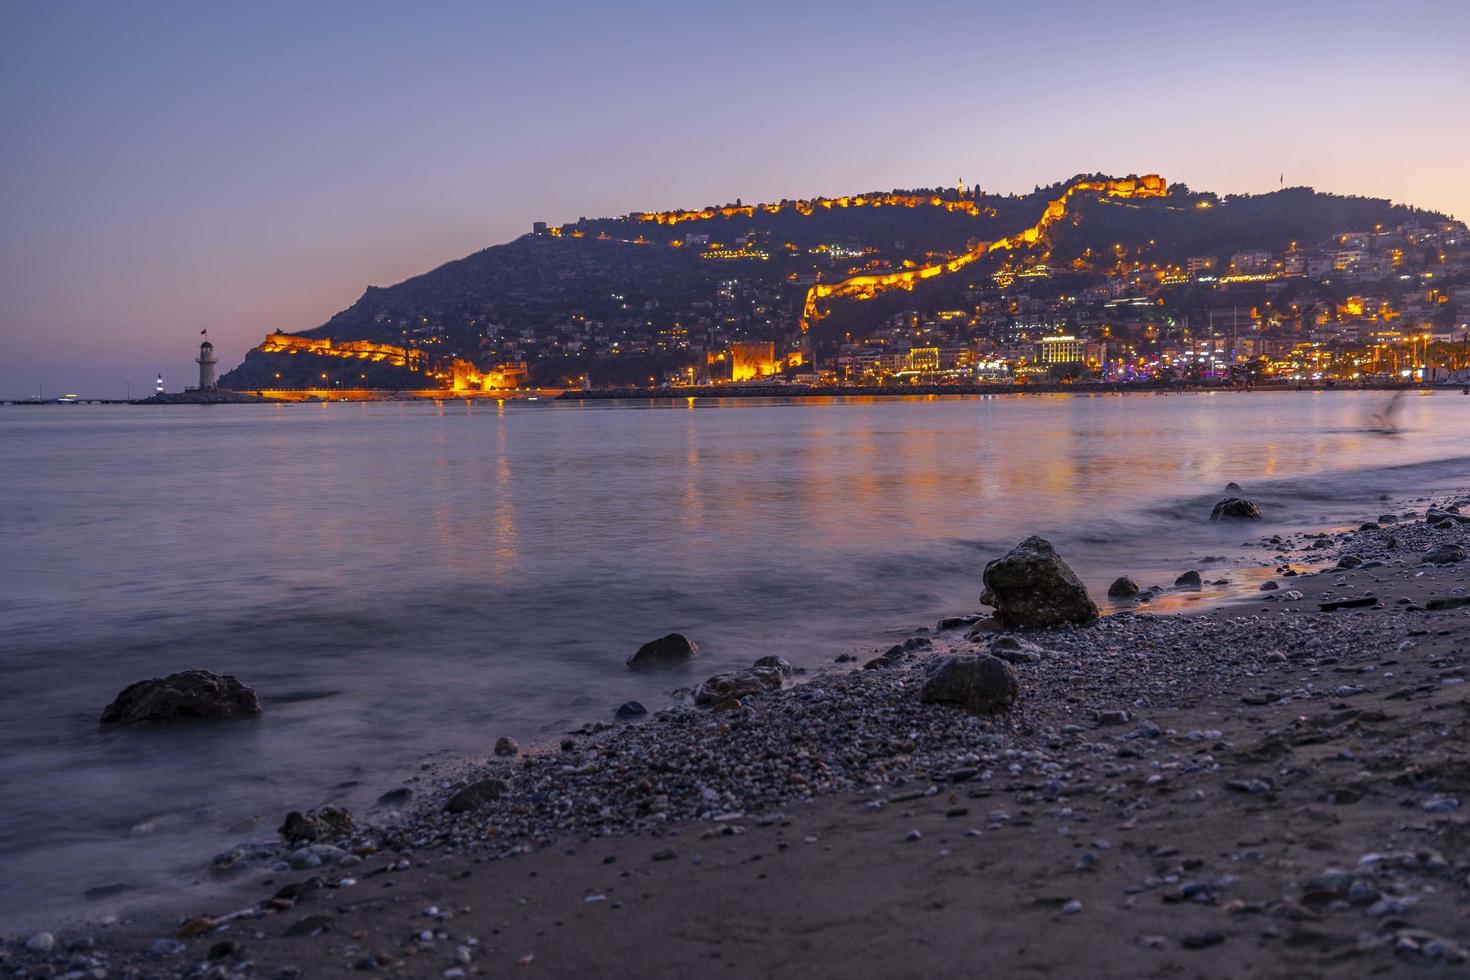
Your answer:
[196,332,218,390]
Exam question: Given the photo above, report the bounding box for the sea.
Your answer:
[2,389,1467,927]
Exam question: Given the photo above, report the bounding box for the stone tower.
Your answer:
[196,333,218,390]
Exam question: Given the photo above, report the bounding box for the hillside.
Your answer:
[220,175,1460,390]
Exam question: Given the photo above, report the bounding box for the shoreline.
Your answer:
[6,495,1470,977]
[5,381,1465,407]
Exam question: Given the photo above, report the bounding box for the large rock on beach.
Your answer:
[693,666,785,705]
[1175,570,1202,590]
[979,536,1098,629]
[1210,497,1262,521]
[920,655,1019,714]
[626,633,699,669]
[1423,544,1467,565]
[100,670,261,724]
[1426,508,1470,526]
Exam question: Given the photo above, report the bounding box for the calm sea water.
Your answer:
[2,390,1467,927]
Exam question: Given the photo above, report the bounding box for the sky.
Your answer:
[2,0,1467,398]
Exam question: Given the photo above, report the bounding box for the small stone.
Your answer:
[25,933,55,953]
[1061,899,1083,915]
[444,778,507,814]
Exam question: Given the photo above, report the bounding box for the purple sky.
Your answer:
[2,0,1467,398]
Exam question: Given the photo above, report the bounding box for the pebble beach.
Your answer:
[7,491,1470,979]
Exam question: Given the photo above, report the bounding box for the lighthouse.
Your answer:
[196,331,218,390]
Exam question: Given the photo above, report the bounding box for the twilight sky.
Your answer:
[2,0,1467,398]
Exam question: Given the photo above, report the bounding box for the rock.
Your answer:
[1426,507,1470,525]
[751,655,794,678]
[1106,576,1140,598]
[1224,482,1242,492]
[278,806,353,845]
[1378,513,1398,524]
[208,848,247,875]
[626,633,698,669]
[1175,570,1202,590]
[1423,544,1467,565]
[100,669,261,724]
[1259,580,1279,591]
[935,616,972,631]
[1210,497,1262,521]
[614,700,647,719]
[988,635,1046,664]
[920,655,1019,715]
[376,787,412,806]
[1097,709,1131,725]
[1320,595,1377,611]
[444,778,507,814]
[25,933,55,953]
[694,666,785,705]
[1337,554,1363,568]
[493,736,519,756]
[864,644,907,670]
[979,536,1098,629]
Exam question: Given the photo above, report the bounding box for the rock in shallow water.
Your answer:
[100,669,261,724]
[614,700,648,719]
[1175,570,1203,590]
[494,736,519,756]
[626,633,699,669]
[980,536,1098,629]
[1107,576,1140,598]
[920,655,1019,714]
[1210,497,1262,521]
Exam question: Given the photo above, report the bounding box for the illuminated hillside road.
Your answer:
[798,175,1166,329]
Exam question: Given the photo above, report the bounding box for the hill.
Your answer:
[220,175,1460,390]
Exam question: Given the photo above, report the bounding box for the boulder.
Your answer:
[493,736,519,756]
[693,666,784,705]
[979,536,1098,629]
[920,655,1019,715]
[444,778,507,814]
[1224,482,1243,492]
[1378,514,1398,524]
[1210,498,1262,521]
[100,670,261,724]
[1175,570,1202,590]
[1337,554,1363,569]
[1426,507,1470,525]
[1423,544,1467,565]
[1106,575,1140,598]
[626,633,698,669]
[278,806,353,845]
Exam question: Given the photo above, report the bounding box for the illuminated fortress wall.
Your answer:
[255,332,527,391]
